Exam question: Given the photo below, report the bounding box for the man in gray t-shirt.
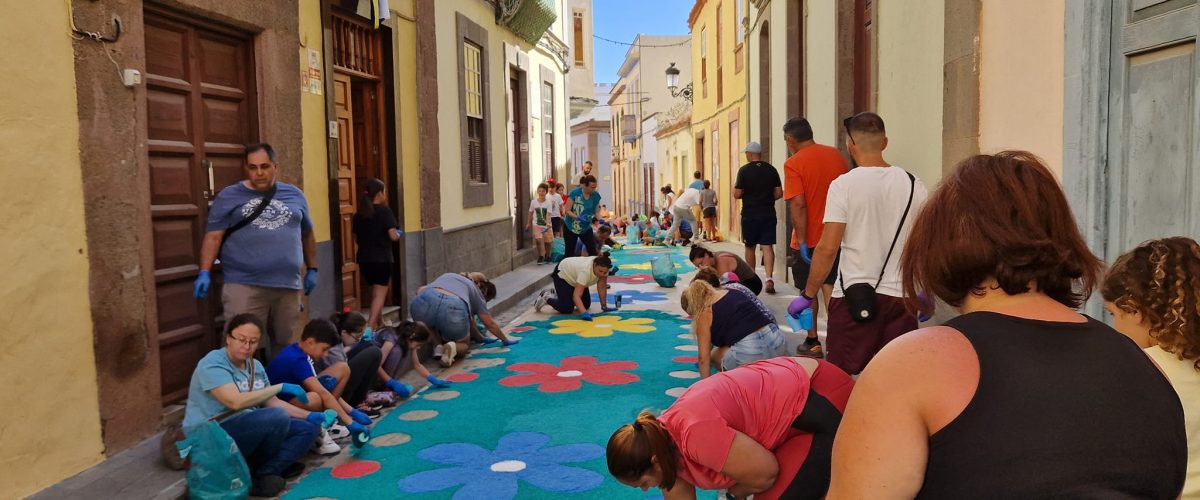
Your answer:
[192,143,318,355]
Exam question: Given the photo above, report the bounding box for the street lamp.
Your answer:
[665,62,692,102]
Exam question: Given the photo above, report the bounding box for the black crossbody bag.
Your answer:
[840,172,915,323]
[219,183,277,258]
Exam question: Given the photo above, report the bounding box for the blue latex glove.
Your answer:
[318,374,338,391]
[386,379,413,398]
[395,228,405,237]
[501,338,520,346]
[788,294,814,317]
[278,383,308,404]
[349,409,372,426]
[347,421,371,436]
[426,374,452,388]
[304,268,319,295]
[193,271,211,299]
[306,410,336,429]
[601,306,618,313]
[480,336,500,344]
[580,312,594,321]
[799,243,812,264]
[577,213,593,225]
[360,327,374,343]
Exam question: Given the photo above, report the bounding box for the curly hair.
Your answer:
[1102,237,1200,370]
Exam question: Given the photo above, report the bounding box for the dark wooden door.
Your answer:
[333,73,361,312]
[144,7,256,404]
[511,75,530,249]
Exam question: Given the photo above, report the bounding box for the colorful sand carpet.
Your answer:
[284,244,717,499]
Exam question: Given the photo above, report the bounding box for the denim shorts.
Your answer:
[409,288,472,342]
[723,323,788,371]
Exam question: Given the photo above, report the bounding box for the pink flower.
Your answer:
[607,273,652,284]
[499,356,639,393]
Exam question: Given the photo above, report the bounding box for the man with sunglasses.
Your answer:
[789,113,928,375]
[782,117,848,357]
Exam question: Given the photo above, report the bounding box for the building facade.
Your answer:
[572,83,614,203]
[609,34,691,218]
[689,0,750,241]
[656,110,696,215]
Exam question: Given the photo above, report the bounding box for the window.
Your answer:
[700,27,708,98]
[716,3,723,67]
[543,81,555,177]
[573,12,585,66]
[464,42,485,183]
[458,14,492,206]
[735,0,744,44]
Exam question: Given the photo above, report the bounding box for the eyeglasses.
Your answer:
[228,335,260,347]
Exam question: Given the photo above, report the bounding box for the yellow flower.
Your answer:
[549,316,656,338]
[622,263,652,270]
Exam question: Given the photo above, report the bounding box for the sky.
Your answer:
[592,0,695,84]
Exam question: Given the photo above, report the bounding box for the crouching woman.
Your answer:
[680,279,787,377]
[183,313,322,497]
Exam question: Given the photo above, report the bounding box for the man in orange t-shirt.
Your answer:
[782,117,848,357]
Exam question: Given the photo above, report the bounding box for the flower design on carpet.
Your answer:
[607,273,653,284]
[549,315,655,338]
[499,356,639,392]
[591,289,668,304]
[397,431,604,499]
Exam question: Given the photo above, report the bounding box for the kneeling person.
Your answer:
[681,279,788,377]
[535,255,616,319]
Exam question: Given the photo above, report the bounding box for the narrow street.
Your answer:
[282,242,806,499]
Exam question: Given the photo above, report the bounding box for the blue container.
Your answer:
[786,308,814,332]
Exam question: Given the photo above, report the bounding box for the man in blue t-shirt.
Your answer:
[192,143,318,355]
[562,174,601,258]
[268,318,373,453]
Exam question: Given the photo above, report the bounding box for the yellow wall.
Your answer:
[979,0,1065,176]
[299,0,331,241]
[0,3,105,498]
[391,0,422,229]
[876,0,945,184]
[435,0,521,229]
[690,0,748,237]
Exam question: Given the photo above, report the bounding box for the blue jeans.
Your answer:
[723,323,788,371]
[220,407,318,478]
[548,266,591,314]
[410,288,471,342]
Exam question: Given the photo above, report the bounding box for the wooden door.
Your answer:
[728,119,740,236]
[144,7,255,403]
[1106,0,1200,259]
[511,75,530,249]
[333,73,360,312]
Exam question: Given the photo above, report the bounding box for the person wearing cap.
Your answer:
[733,141,783,294]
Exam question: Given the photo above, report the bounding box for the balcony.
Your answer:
[496,0,558,45]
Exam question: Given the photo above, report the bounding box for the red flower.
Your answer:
[499,356,639,393]
[608,273,652,284]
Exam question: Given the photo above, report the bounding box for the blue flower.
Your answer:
[397,432,604,499]
[591,289,669,304]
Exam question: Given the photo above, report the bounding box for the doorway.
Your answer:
[144,6,257,404]
[509,70,530,249]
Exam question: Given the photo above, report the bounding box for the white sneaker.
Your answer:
[533,291,548,312]
[312,429,341,455]
[328,423,350,440]
[440,341,457,367]
[433,344,444,357]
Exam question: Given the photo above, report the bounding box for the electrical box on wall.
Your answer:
[122,69,142,88]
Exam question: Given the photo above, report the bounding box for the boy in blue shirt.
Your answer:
[268,318,373,453]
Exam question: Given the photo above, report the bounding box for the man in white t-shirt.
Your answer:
[666,186,702,246]
[789,112,930,375]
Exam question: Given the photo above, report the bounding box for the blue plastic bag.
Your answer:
[550,237,565,262]
[626,228,639,245]
[786,309,815,332]
[180,421,251,499]
[651,254,678,288]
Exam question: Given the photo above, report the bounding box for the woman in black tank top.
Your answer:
[827,151,1186,499]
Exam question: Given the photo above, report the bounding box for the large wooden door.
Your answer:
[333,73,360,312]
[144,7,256,403]
[511,75,530,249]
[1106,0,1200,259]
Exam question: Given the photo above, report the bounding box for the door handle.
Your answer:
[202,159,215,200]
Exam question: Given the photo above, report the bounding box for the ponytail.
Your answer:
[606,411,679,489]
[357,178,386,219]
[398,320,432,344]
[594,254,613,269]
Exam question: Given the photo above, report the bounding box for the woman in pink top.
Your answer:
[606,357,853,499]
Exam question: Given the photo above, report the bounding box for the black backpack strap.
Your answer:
[221,183,277,245]
[875,172,916,288]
